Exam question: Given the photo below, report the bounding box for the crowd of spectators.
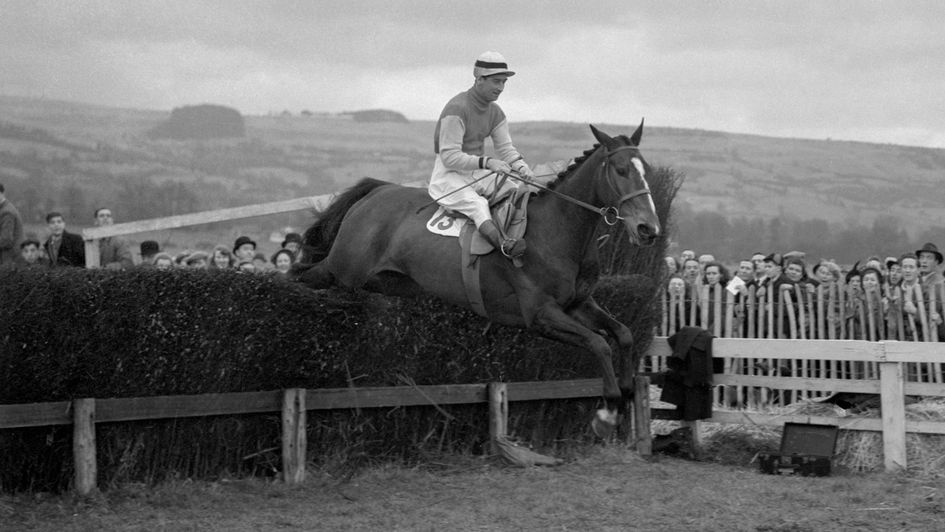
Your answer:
[664,244,945,341]
[0,182,303,277]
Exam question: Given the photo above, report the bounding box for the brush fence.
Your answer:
[2,337,942,494]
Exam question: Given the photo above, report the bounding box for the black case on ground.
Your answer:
[758,422,839,477]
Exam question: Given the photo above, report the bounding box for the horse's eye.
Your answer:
[615,165,629,177]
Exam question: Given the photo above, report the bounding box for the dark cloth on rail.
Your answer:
[660,326,717,421]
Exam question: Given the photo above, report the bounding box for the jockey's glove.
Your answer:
[486,157,513,176]
[511,160,535,181]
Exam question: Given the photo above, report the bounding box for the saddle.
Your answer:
[425,185,532,318]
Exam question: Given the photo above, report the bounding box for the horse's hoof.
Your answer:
[591,409,618,439]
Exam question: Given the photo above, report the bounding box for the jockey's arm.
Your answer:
[491,120,534,179]
[438,116,493,172]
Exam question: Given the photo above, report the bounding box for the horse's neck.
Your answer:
[529,158,604,262]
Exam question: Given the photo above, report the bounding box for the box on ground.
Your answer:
[758,422,839,477]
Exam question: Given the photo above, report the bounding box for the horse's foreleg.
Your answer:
[569,297,636,394]
[531,303,621,438]
[293,262,336,290]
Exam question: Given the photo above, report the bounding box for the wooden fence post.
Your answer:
[488,382,508,454]
[73,398,97,496]
[281,388,306,484]
[633,376,652,456]
[879,361,907,472]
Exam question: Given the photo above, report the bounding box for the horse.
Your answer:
[293,122,661,436]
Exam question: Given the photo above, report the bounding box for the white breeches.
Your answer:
[428,156,520,228]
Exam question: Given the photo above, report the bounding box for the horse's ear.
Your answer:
[629,118,645,146]
[589,124,615,148]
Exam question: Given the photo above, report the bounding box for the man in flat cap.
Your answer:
[428,51,535,263]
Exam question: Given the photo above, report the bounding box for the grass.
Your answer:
[4,446,943,532]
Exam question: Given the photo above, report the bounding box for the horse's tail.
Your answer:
[299,177,391,263]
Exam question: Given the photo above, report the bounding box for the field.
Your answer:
[4,446,943,532]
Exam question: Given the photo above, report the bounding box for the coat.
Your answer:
[45,230,86,268]
[660,326,716,421]
[0,198,24,265]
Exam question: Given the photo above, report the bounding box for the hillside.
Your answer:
[1,95,944,257]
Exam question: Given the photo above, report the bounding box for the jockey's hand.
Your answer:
[486,158,512,176]
[511,161,535,181]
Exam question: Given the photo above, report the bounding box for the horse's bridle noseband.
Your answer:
[512,144,652,226]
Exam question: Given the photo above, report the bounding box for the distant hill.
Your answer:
[0,95,943,260]
[148,104,245,139]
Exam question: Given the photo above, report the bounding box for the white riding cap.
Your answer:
[474,51,515,78]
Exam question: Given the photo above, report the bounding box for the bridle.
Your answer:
[509,144,652,226]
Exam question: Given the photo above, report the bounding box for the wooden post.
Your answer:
[83,239,100,268]
[488,382,508,454]
[281,388,306,484]
[879,361,907,472]
[633,376,652,456]
[73,398,97,496]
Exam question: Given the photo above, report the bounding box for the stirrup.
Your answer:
[500,238,526,259]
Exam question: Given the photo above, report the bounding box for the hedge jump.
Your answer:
[3,337,945,495]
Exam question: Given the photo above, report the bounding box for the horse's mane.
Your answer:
[542,135,633,193]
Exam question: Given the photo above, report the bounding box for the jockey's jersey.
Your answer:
[434,89,507,156]
[433,89,520,172]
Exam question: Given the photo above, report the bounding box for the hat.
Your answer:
[845,261,862,284]
[282,232,302,248]
[884,256,899,269]
[763,252,782,266]
[474,51,515,78]
[140,240,160,256]
[233,236,256,252]
[184,251,209,265]
[915,242,943,264]
[783,250,806,261]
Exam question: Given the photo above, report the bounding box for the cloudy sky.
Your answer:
[2,0,944,147]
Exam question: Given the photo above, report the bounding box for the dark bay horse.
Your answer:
[294,123,661,436]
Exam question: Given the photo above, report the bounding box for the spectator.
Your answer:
[861,266,886,339]
[681,258,701,289]
[139,240,160,267]
[252,251,270,272]
[233,236,256,264]
[750,252,767,283]
[19,239,46,266]
[699,261,730,331]
[271,249,295,275]
[664,255,679,276]
[93,207,134,270]
[756,252,784,295]
[915,242,943,290]
[184,251,209,269]
[0,183,25,266]
[153,252,174,270]
[43,212,86,268]
[679,249,695,264]
[697,253,715,270]
[812,259,843,339]
[885,258,903,290]
[209,245,236,270]
[282,232,302,256]
[174,251,190,268]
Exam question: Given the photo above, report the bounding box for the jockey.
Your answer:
[429,51,535,261]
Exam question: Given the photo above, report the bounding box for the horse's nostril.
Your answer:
[637,224,652,238]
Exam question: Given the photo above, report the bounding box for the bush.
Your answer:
[0,267,658,491]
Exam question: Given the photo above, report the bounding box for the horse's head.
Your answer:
[589,121,661,246]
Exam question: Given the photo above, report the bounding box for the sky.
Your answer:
[2,0,944,148]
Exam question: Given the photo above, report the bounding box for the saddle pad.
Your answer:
[426,206,464,237]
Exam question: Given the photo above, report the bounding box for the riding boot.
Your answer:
[478,220,526,261]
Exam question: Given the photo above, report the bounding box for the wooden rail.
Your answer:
[3,338,944,494]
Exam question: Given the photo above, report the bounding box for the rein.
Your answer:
[508,145,651,226]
